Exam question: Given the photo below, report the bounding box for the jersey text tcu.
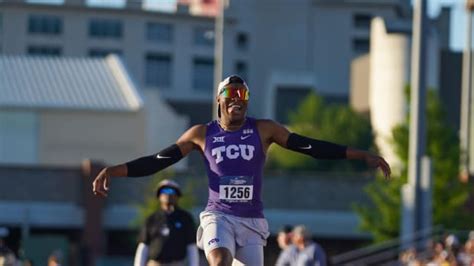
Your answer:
[211,144,255,164]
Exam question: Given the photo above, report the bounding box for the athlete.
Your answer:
[92,75,391,266]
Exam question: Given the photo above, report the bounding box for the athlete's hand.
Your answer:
[365,154,391,180]
[92,168,110,197]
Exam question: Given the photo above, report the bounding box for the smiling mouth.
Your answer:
[227,104,242,114]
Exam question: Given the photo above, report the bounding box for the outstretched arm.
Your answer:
[259,120,391,178]
[92,125,206,197]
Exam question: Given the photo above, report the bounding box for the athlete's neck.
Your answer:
[218,117,246,131]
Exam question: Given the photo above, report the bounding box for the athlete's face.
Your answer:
[217,84,249,123]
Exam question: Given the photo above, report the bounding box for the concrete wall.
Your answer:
[38,110,146,166]
[0,111,38,164]
[350,54,370,114]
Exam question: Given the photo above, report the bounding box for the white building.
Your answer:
[0,54,188,167]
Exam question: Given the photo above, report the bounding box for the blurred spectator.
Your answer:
[22,259,33,266]
[134,179,198,266]
[277,225,294,250]
[399,247,421,266]
[458,231,474,266]
[0,227,16,266]
[400,232,474,266]
[47,250,63,266]
[275,225,326,266]
[275,225,297,266]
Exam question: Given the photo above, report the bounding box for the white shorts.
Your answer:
[196,210,269,258]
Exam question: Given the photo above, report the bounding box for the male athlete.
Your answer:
[93,75,391,266]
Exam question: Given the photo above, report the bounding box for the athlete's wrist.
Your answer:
[104,164,127,178]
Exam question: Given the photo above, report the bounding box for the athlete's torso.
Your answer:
[203,117,266,218]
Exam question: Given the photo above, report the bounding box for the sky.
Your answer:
[428,0,465,51]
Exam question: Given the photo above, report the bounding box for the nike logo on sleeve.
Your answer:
[299,145,312,150]
[156,154,172,159]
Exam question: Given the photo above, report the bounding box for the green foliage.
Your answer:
[267,92,375,172]
[355,90,472,242]
[133,171,196,227]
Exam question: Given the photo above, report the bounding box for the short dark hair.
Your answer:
[279,224,293,234]
[227,75,245,84]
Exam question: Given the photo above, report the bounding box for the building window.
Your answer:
[145,53,172,88]
[89,19,122,39]
[236,32,248,51]
[27,45,62,56]
[193,27,214,46]
[353,38,370,55]
[353,14,372,29]
[88,48,122,57]
[235,61,248,81]
[275,87,312,124]
[146,22,173,43]
[28,15,62,35]
[193,57,214,91]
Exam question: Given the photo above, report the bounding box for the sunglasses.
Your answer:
[219,86,250,101]
[160,187,177,195]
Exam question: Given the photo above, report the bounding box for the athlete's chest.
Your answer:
[206,127,261,164]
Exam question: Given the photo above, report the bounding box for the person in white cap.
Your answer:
[134,180,198,266]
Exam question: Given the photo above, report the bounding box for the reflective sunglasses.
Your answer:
[219,86,250,101]
[160,187,177,195]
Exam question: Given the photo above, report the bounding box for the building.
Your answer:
[224,0,410,122]
[0,0,410,124]
[0,0,230,124]
[0,54,188,167]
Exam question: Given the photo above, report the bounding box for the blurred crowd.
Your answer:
[400,231,474,266]
[0,227,62,266]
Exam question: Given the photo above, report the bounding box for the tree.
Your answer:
[267,92,375,172]
[355,90,472,242]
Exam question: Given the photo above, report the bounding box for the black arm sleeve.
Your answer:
[126,144,183,177]
[286,133,347,160]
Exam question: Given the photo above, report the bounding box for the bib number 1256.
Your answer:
[219,185,253,201]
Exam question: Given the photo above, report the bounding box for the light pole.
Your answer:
[408,0,428,232]
[402,0,428,243]
[213,0,229,119]
[460,0,474,181]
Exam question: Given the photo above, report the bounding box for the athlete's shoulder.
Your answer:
[186,124,207,137]
[255,119,281,130]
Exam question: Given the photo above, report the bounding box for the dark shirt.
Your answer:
[138,208,196,263]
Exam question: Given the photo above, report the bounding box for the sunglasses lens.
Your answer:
[220,87,249,100]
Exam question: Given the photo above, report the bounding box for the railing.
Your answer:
[330,226,446,265]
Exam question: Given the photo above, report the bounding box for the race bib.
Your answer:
[219,176,254,202]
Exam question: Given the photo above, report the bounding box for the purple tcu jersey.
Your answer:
[203,117,266,218]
